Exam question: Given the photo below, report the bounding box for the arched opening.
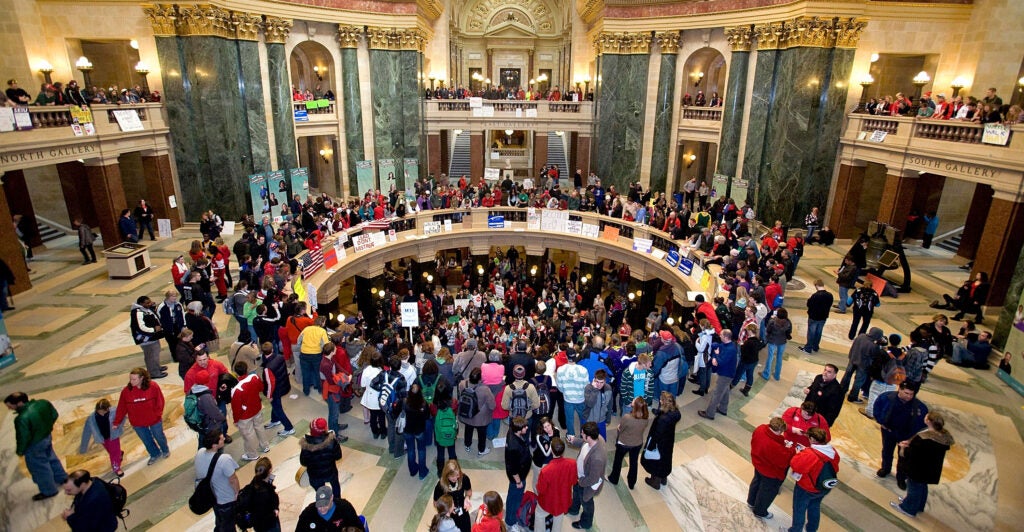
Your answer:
[289,40,335,98]
[681,47,727,106]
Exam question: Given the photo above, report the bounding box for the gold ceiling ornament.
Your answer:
[176,4,233,38]
[466,0,554,34]
[263,16,293,44]
[724,25,754,52]
[142,4,177,37]
[418,0,443,20]
[654,31,681,54]
[577,0,604,25]
[337,25,363,49]
[752,21,785,50]
[834,18,867,49]
[593,32,652,55]
[231,12,263,41]
[781,16,834,49]
[367,27,427,51]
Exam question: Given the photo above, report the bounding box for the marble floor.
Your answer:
[1,228,1022,532]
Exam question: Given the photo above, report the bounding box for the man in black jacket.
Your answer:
[803,364,844,426]
[261,343,295,437]
[300,418,343,499]
[296,485,361,531]
[802,279,834,353]
[504,416,532,528]
[61,470,117,532]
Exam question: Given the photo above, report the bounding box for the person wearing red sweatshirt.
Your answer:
[231,360,269,461]
[747,417,796,520]
[113,368,169,466]
[534,437,577,532]
[694,294,722,334]
[788,427,840,532]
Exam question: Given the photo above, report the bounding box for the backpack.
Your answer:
[815,456,839,493]
[516,490,538,528]
[377,374,400,411]
[509,382,530,419]
[235,483,256,530]
[458,384,480,419]
[183,392,207,432]
[189,451,223,515]
[222,296,235,316]
[435,406,458,447]
[102,478,130,529]
[419,376,438,404]
[853,289,876,310]
[532,377,551,417]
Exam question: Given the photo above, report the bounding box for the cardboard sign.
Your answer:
[400,302,419,327]
[353,233,375,252]
[601,225,620,241]
[484,168,500,180]
[157,219,172,238]
[582,223,600,238]
[423,221,442,235]
[112,109,144,131]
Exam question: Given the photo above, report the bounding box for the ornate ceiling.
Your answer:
[457,0,563,36]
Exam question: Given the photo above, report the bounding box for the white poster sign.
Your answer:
[469,97,483,108]
[632,237,653,253]
[527,208,540,230]
[369,231,387,247]
[400,302,420,327]
[353,233,375,252]
[221,221,235,236]
[157,219,172,238]
[582,223,600,238]
[423,221,442,235]
[982,123,1011,146]
[454,298,470,310]
[565,220,583,234]
[495,285,505,299]
[0,107,15,132]
[525,108,538,118]
[443,219,453,232]
[484,168,500,180]
[112,109,144,131]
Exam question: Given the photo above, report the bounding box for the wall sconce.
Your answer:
[666,317,675,326]
[135,61,151,93]
[319,148,332,162]
[485,77,491,86]
[950,76,968,98]
[75,56,94,88]
[38,60,53,84]
[428,73,436,91]
[686,154,697,168]
[855,74,874,112]
[1017,76,1024,94]
[912,71,930,101]
[870,52,879,63]
[529,78,536,87]
[313,66,326,81]
[477,264,485,275]
[583,75,591,93]
[694,71,704,87]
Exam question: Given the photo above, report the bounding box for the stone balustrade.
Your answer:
[422,99,594,133]
[681,106,723,121]
[292,100,337,116]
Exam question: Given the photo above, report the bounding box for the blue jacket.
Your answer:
[118,216,138,240]
[874,391,928,440]
[711,341,738,379]
[924,214,939,234]
[79,407,124,453]
[652,341,682,384]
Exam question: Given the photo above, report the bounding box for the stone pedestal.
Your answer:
[84,161,128,247]
[877,170,917,232]
[829,163,867,239]
[141,153,182,229]
[973,197,1024,307]
[957,184,993,262]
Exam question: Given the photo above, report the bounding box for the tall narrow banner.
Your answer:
[289,167,310,203]
[266,170,287,222]
[379,159,396,193]
[356,160,375,197]
[248,173,267,221]
[403,158,419,191]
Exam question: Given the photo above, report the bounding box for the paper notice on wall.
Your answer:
[168,195,177,208]
[868,130,887,143]
[112,109,144,131]
[0,107,15,132]
[491,151,500,160]
[582,223,600,238]
[525,108,538,118]
[388,229,397,242]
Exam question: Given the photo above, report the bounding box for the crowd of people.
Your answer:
[863,87,1021,125]
[3,78,159,107]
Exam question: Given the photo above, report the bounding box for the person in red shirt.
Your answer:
[783,401,831,449]
[231,360,269,461]
[481,193,495,207]
[747,417,796,519]
[183,351,229,394]
[473,491,505,532]
[114,368,169,466]
[789,428,840,532]
[694,295,722,334]
[534,437,577,531]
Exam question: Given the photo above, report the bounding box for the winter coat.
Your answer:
[457,381,496,427]
[642,409,681,477]
[12,399,59,455]
[750,424,795,480]
[299,432,342,480]
[900,428,954,484]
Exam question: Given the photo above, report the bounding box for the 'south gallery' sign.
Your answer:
[904,155,1002,180]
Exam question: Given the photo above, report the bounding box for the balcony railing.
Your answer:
[847,114,1018,148]
[2,104,153,130]
[293,100,336,115]
[913,121,989,144]
[422,99,594,132]
[681,106,723,121]
[494,148,528,157]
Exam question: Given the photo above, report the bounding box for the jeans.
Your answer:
[747,470,784,518]
[608,443,641,487]
[900,479,928,515]
[327,395,342,434]
[806,225,818,242]
[135,421,170,459]
[298,353,323,396]
[731,362,757,387]
[139,219,155,240]
[24,435,67,496]
[369,409,386,438]
[654,379,678,399]
[236,415,268,457]
[695,366,711,393]
[505,479,525,526]
[563,401,585,436]
[310,474,341,499]
[762,343,785,380]
[805,319,825,351]
[837,286,850,313]
[487,418,503,440]
[404,430,430,477]
[464,424,487,453]
[269,395,293,431]
[213,501,237,532]
[435,443,457,474]
[839,363,867,401]
[235,315,251,342]
[569,484,595,528]
[789,485,826,532]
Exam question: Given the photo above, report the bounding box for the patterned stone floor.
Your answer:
[0,227,1022,532]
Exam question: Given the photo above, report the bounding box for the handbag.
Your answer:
[188,450,223,514]
[643,437,661,461]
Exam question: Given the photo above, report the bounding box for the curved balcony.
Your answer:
[677,105,723,143]
[422,99,594,133]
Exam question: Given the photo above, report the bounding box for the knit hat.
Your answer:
[310,417,328,437]
[513,365,526,379]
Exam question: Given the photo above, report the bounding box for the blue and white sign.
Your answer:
[665,249,680,267]
[488,215,506,229]
[294,109,309,122]
[678,257,694,276]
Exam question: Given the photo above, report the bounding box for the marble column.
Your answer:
[426,134,442,178]
[593,32,652,193]
[266,23,298,173]
[534,131,548,178]
[994,235,1024,347]
[717,26,753,180]
[876,169,917,231]
[972,196,1024,308]
[739,41,777,209]
[2,170,41,247]
[237,39,272,174]
[957,183,993,262]
[140,153,183,229]
[368,40,423,190]
[470,133,484,180]
[575,135,591,178]
[828,162,867,239]
[0,182,31,293]
[56,162,97,228]
[339,27,365,195]
[649,32,680,195]
[83,160,127,247]
[354,276,379,327]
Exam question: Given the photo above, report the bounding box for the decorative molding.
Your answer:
[576,0,604,25]
[781,16,835,49]
[752,21,785,50]
[176,4,233,38]
[654,31,681,54]
[366,27,427,51]
[834,17,868,49]
[593,31,652,55]
[418,0,443,20]
[337,25,363,48]
[466,0,555,34]
[231,12,263,41]
[263,16,293,44]
[142,4,177,37]
[754,17,866,50]
[724,25,754,52]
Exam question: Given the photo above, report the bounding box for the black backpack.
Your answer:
[458,384,480,419]
[509,382,530,419]
[235,482,256,530]
[815,457,839,493]
[102,477,130,529]
[532,377,551,416]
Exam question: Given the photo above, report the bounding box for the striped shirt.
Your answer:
[557,363,590,404]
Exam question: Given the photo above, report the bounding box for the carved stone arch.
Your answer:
[463,0,559,35]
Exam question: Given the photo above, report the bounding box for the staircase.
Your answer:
[934,229,963,254]
[448,131,471,179]
[35,218,67,244]
[546,133,569,181]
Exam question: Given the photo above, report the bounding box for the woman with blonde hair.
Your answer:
[433,459,474,532]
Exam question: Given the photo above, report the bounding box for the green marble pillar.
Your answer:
[754,46,854,225]
[238,40,271,174]
[649,53,677,194]
[740,48,777,213]
[267,43,298,172]
[341,48,364,195]
[594,54,650,193]
[155,36,201,218]
[370,49,422,190]
[717,50,749,180]
[995,245,1024,348]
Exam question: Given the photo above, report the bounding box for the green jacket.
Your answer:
[14,400,59,456]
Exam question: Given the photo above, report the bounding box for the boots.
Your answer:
[740,385,751,397]
[644,476,661,490]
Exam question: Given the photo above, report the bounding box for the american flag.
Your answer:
[300,247,324,278]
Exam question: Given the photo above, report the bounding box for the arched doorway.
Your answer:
[289,40,335,97]
[681,47,727,104]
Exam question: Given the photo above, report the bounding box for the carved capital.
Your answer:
[263,16,292,44]
[834,17,867,49]
[724,25,754,52]
[337,25,362,49]
[231,12,263,41]
[143,4,177,37]
[654,31,681,54]
[593,32,652,55]
[782,17,834,49]
[367,27,426,51]
[176,4,233,38]
[752,22,785,50]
